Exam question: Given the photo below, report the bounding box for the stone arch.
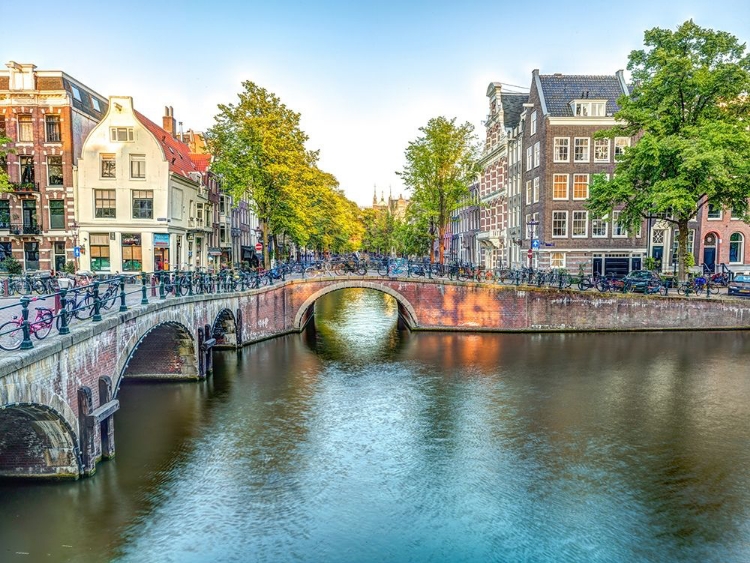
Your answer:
[0,403,81,479]
[116,321,198,390]
[293,281,419,329]
[212,308,237,348]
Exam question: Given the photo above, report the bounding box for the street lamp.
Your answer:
[527,219,539,268]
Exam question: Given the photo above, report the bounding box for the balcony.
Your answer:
[9,182,39,195]
[10,223,41,235]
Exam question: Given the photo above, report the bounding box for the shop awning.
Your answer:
[208,247,223,257]
[241,246,255,259]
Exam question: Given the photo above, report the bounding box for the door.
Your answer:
[703,247,716,272]
[652,246,664,270]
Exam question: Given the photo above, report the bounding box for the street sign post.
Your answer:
[255,242,263,252]
[74,246,81,258]
[527,248,533,259]
[531,239,540,250]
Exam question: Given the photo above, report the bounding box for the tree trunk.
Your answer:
[261,221,269,269]
[677,218,689,281]
[438,225,445,265]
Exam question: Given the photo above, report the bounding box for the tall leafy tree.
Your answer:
[399,117,479,264]
[206,81,312,266]
[588,20,750,279]
[0,134,12,192]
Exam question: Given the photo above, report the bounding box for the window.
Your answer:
[0,116,5,136]
[47,156,63,185]
[525,214,531,239]
[533,177,539,203]
[572,211,588,237]
[90,234,110,271]
[533,142,540,168]
[553,138,569,162]
[574,101,606,116]
[730,232,744,263]
[731,208,743,220]
[100,154,116,179]
[531,111,537,135]
[614,137,630,158]
[525,181,532,205]
[49,200,65,230]
[552,211,568,237]
[130,154,146,179]
[612,211,626,237]
[91,98,101,112]
[0,200,9,229]
[550,252,565,269]
[19,156,34,184]
[592,215,608,237]
[18,114,33,142]
[594,138,610,162]
[572,174,589,200]
[70,85,82,102]
[132,190,153,219]
[526,147,532,171]
[552,174,568,200]
[121,233,142,271]
[110,127,134,142]
[24,242,39,271]
[0,242,11,263]
[707,204,722,220]
[45,115,61,142]
[574,138,590,162]
[94,189,116,218]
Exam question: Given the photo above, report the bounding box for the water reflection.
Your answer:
[0,289,749,562]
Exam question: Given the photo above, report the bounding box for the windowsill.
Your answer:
[572,197,588,201]
[100,177,116,181]
[706,218,722,221]
[592,235,608,238]
[574,160,590,164]
[130,177,147,181]
[553,159,569,163]
[572,235,588,238]
[43,142,62,146]
[552,197,568,201]
[593,160,609,164]
[552,235,567,239]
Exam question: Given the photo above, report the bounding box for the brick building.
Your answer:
[696,203,748,273]
[450,181,480,264]
[521,70,645,276]
[0,61,107,272]
[476,83,527,269]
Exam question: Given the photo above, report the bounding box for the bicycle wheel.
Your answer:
[657,284,668,296]
[578,279,593,291]
[33,309,53,340]
[356,265,367,276]
[0,321,23,350]
[596,280,609,292]
[709,283,720,295]
[74,294,94,319]
[377,265,389,276]
[32,279,45,295]
[304,266,318,278]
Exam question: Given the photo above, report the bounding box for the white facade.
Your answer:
[76,96,207,273]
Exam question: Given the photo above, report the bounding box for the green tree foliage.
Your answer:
[361,207,396,255]
[207,81,360,263]
[587,20,750,279]
[0,134,12,192]
[399,117,480,263]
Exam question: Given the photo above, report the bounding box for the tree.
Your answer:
[206,81,313,266]
[399,117,480,264]
[0,134,12,192]
[587,20,750,280]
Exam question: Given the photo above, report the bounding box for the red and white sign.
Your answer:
[255,242,263,252]
[527,249,533,259]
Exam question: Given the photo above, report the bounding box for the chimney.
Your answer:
[163,106,177,138]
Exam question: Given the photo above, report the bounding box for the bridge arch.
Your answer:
[0,402,80,478]
[293,281,419,329]
[116,321,198,392]
[212,308,238,348]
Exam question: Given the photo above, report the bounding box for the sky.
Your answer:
[6,0,750,206]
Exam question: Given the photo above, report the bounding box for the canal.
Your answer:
[2,288,750,562]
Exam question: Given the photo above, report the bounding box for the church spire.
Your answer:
[373,185,377,206]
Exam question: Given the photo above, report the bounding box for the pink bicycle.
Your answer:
[0,300,54,350]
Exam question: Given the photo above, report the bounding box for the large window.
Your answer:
[110,127,134,142]
[90,234,110,271]
[614,137,630,158]
[553,137,569,162]
[572,211,588,238]
[100,154,116,179]
[550,252,565,269]
[612,211,626,237]
[47,156,63,185]
[552,174,568,200]
[49,199,65,230]
[20,156,34,184]
[593,139,610,162]
[94,189,116,218]
[526,147,532,171]
[530,111,537,135]
[525,181,532,205]
[45,115,61,142]
[574,138,590,162]
[532,178,540,203]
[130,154,146,179]
[552,211,568,237]
[707,204,722,220]
[533,142,540,168]
[730,232,744,264]
[0,242,12,264]
[132,190,153,219]
[121,233,142,271]
[592,215,608,238]
[18,114,33,142]
[24,242,39,271]
[572,174,589,200]
[574,101,606,116]
[0,200,9,229]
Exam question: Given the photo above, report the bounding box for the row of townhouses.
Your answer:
[0,61,258,274]
[454,69,748,276]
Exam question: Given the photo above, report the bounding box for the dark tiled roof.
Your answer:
[538,74,626,117]
[501,92,528,130]
[62,78,108,121]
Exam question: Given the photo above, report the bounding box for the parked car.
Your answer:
[623,270,664,293]
[727,274,750,297]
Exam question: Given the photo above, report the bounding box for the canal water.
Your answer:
[2,289,750,562]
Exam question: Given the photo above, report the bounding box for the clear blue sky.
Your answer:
[7,1,750,205]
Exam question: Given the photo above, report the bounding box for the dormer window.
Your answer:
[110,127,134,142]
[571,100,607,117]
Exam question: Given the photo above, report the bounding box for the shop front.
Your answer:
[154,233,170,271]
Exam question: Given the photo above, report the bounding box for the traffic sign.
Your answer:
[527,248,533,259]
[73,246,81,258]
[255,242,263,252]
[531,239,540,250]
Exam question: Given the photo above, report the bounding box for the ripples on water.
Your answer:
[1,288,750,562]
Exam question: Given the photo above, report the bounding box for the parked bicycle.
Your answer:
[0,298,54,350]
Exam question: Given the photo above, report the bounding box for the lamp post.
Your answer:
[527,219,539,268]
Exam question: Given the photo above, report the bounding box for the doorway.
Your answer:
[703,233,717,272]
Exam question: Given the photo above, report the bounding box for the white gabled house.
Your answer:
[76,96,210,273]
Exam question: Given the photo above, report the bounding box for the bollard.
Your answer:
[92,280,102,322]
[58,288,70,335]
[20,296,33,349]
[119,277,128,312]
[428,262,432,279]
[141,273,149,305]
[159,274,166,300]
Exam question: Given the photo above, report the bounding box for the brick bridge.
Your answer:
[2,276,750,480]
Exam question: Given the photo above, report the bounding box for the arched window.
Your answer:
[729,232,744,264]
